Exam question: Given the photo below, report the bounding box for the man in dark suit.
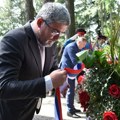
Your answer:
[59,37,92,117]
[0,2,71,120]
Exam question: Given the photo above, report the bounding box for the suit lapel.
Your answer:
[29,39,42,76]
[42,48,50,75]
[24,22,42,76]
[43,48,52,75]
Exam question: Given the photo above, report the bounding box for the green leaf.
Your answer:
[83,52,96,68]
[76,50,96,68]
[76,49,89,62]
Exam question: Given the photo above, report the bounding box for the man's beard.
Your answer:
[43,40,55,47]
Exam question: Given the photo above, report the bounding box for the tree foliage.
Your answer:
[0,0,120,41]
[0,0,26,36]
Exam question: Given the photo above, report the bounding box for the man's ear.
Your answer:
[37,18,44,28]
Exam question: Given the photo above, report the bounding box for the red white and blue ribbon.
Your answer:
[54,87,63,120]
[54,62,85,120]
[65,62,85,79]
[60,62,85,93]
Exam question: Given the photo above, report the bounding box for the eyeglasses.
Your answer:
[44,20,63,36]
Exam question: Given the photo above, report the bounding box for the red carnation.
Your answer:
[109,84,120,98]
[79,90,90,111]
[103,111,118,120]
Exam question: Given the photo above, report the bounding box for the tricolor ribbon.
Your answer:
[64,62,85,75]
[54,87,63,120]
[54,62,85,120]
[65,62,85,79]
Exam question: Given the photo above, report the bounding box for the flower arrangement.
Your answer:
[76,17,120,119]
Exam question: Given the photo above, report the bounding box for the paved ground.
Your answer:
[33,95,86,120]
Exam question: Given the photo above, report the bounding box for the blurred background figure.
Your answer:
[93,34,108,50]
[60,28,87,55]
[59,37,92,117]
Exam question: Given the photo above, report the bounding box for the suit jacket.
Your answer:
[0,22,58,120]
[60,41,91,69]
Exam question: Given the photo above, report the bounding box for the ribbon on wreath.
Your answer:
[54,62,85,120]
[64,62,85,78]
[60,62,85,95]
[54,87,63,120]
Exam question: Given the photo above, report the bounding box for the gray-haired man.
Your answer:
[0,2,71,120]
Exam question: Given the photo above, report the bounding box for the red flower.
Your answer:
[109,84,120,98]
[77,75,84,84]
[103,111,118,120]
[79,90,90,111]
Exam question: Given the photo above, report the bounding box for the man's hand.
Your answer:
[49,69,67,88]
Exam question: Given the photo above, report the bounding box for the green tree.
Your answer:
[0,0,26,36]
